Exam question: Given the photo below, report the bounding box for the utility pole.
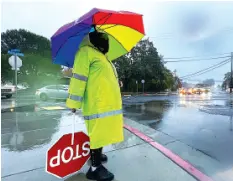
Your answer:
[7,49,24,150]
[14,54,18,98]
[230,52,233,93]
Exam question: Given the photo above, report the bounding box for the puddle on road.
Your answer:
[1,105,38,113]
[123,101,173,129]
[199,99,233,116]
[1,104,68,113]
[1,112,70,152]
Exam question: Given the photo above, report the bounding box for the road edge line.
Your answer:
[124,124,213,181]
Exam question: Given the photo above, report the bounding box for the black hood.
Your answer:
[89,30,109,54]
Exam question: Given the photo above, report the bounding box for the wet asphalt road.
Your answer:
[1,90,233,179]
[123,91,233,169]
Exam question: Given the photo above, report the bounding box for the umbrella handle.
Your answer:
[71,113,75,145]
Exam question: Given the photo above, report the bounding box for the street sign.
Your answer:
[7,49,24,99]
[11,49,20,53]
[136,80,138,84]
[46,132,90,178]
[141,80,145,84]
[8,50,24,57]
[9,56,22,68]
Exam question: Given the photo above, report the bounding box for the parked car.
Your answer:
[1,85,16,98]
[35,85,69,101]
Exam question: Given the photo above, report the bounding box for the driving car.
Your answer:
[179,88,194,95]
[35,85,69,101]
[193,87,210,94]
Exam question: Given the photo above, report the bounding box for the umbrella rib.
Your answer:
[101,24,119,30]
[101,29,128,55]
[97,13,112,30]
[102,23,145,36]
[94,12,111,25]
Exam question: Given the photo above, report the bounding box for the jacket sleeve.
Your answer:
[66,47,90,109]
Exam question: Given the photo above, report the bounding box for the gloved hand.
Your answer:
[71,108,76,113]
[119,81,123,88]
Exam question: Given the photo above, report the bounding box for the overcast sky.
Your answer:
[1,0,233,84]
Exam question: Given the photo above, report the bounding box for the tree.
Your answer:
[202,79,215,86]
[222,72,232,90]
[1,54,13,84]
[1,29,50,54]
[1,29,61,88]
[114,38,175,92]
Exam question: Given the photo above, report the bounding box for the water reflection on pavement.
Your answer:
[1,104,144,178]
[123,93,233,169]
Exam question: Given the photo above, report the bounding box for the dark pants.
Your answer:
[90,147,103,167]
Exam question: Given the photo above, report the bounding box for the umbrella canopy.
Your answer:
[51,8,145,68]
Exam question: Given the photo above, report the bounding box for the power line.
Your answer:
[185,79,223,82]
[135,56,231,64]
[182,61,229,79]
[180,59,230,79]
[164,55,230,62]
[181,61,229,80]
[181,59,230,79]
[163,53,231,60]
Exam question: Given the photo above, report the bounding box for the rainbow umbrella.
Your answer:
[51,8,145,68]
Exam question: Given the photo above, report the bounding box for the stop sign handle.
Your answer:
[71,113,75,145]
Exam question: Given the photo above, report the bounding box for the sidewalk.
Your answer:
[1,112,207,181]
[2,135,196,181]
[2,144,197,181]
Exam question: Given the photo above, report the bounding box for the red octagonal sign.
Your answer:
[46,132,90,178]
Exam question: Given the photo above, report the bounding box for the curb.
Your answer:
[124,124,213,181]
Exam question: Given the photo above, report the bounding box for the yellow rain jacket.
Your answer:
[66,36,124,149]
